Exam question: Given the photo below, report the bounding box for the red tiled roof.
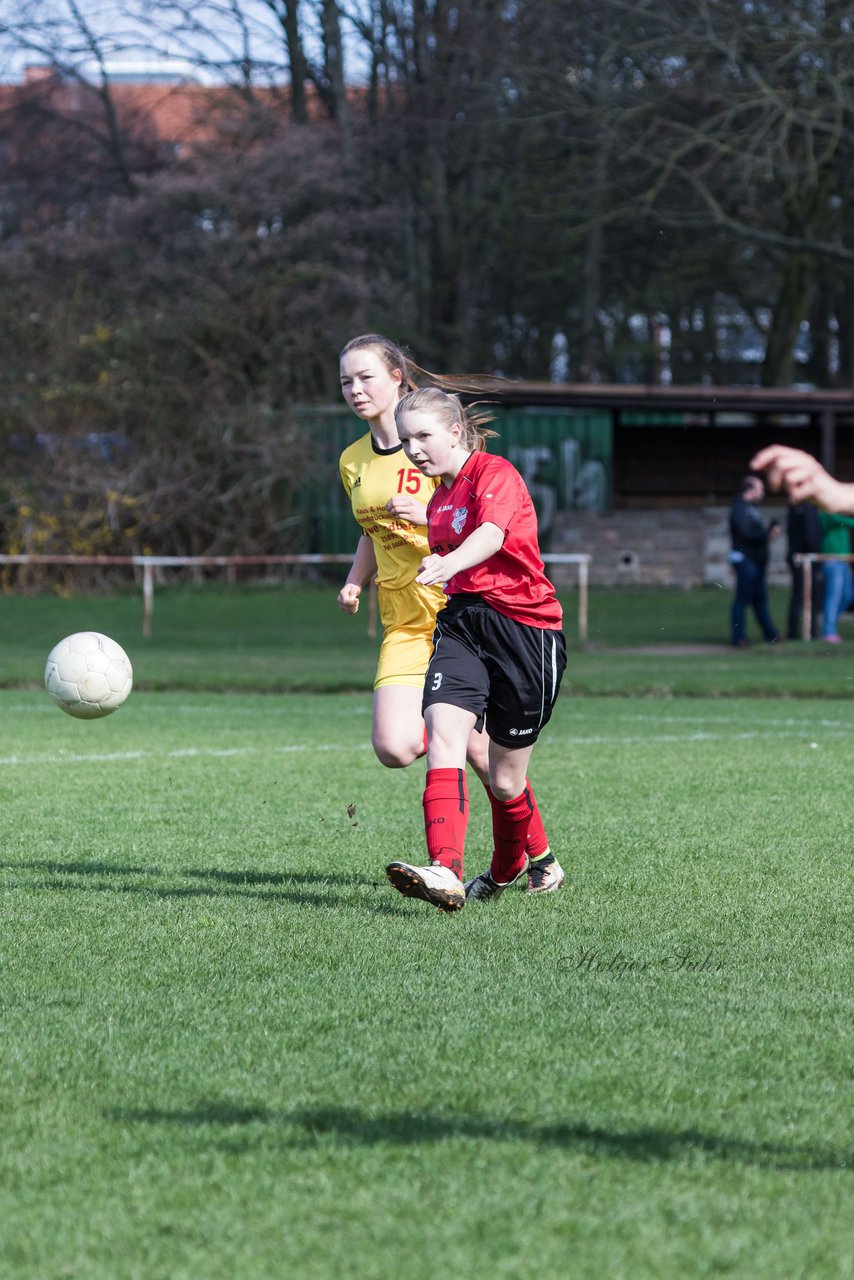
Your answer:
[0,67,291,149]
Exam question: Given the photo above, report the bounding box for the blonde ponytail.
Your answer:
[394,386,497,452]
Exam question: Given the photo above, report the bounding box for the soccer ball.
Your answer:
[44,632,133,719]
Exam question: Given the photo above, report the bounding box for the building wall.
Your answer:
[300,406,831,585]
[550,507,790,588]
[301,406,615,555]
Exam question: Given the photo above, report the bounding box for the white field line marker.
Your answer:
[1,726,849,770]
[5,700,371,716]
[550,729,853,746]
[0,742,373,767]
[566,710,853,731]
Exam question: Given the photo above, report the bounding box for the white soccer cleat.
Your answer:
[464,856,530,902]
[386,861,465,912]
[525,855,566,894]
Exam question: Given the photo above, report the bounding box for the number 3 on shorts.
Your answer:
[431,672,443,692]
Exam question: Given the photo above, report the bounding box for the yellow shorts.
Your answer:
[374,580,444,689]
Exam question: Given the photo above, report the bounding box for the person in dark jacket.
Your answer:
[729,475,782,646]
[786,501,824,639]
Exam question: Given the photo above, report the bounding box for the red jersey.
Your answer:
[426,451,563,629]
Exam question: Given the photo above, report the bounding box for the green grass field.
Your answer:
[1,585,852,1278]
[2,580,854,697]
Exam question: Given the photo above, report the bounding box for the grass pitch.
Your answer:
[1,676,852,1278]
[2,580,854,698]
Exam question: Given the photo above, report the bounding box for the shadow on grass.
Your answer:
[4,859,414,915]
[184,867,356,889]
[106,1101,851,1173]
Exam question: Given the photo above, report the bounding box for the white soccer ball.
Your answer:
[44,631,133,719]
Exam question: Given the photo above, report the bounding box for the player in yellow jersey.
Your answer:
[338,428,444,766]
[336,333,565,894]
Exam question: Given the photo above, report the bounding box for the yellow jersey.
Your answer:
[339,432,440,590]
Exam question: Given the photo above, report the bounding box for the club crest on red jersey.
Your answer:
[451,507,468,535]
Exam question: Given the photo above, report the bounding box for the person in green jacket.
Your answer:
[819,511,854,643]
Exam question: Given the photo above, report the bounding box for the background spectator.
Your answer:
[729,475,782,647]
[786,502,824,640]
[818,511,854,643]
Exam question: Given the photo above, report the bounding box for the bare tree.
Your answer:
[0,117,404,558]
[613,0,854,384]
[0,0,154,207]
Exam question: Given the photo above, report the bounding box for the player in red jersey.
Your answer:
[337,336,564,894]
[385,386,567,912]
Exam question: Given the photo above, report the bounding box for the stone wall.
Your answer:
[549,507,790,588]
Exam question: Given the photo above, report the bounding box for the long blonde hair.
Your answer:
[394,386,495,452]
[339,333,501,443]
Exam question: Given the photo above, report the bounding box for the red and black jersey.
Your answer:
[426,451,562,629]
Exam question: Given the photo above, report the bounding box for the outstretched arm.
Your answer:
[338,535,377,614]
[751,445,854,515]
[415,522,505,586]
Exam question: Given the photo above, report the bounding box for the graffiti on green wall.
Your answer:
[493,410,612,539]
[298,406,613,553]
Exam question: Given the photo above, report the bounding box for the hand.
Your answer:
[751,445,845,512]
[386,495,428,525]
[415,553,450,587]
[337,583,362,614]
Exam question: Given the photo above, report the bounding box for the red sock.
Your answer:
[523,779,549,859]
[489,787,534,884]
[484,779,549,860]
[422,768,468,881]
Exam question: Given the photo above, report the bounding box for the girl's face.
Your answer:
[339,348,403,422]
[397,409,462,478]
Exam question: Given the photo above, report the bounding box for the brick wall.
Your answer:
[549,507,790,588]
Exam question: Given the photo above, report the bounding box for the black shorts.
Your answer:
[422,595,566,748]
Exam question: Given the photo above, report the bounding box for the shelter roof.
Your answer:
[489,381,854,419]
